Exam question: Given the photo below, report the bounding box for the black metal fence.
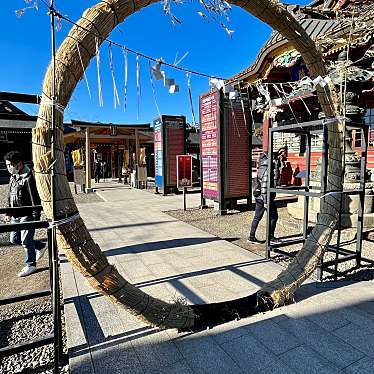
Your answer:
[0,205,63,373]
[265,120,369,281]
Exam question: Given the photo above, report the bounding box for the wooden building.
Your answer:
[229,0,374,173]
[0,93,39,183]
[64,119,154,188]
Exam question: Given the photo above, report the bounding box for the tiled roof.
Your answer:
[229,16,339,82]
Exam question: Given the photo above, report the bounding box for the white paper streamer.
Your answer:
[186,73,197,127]
[237,86,250,135]
[136,54,141,119]
[95,37,104,107]
[123,47,128,112]
[108,43,120,110]
[75,40,91,99]
[40,98,65,114]
[149,61,161,118]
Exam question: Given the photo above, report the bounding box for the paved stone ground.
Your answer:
[167,206,374,282]
[61,183,374,374]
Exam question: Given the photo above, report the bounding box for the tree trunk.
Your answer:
[33,0,344,330]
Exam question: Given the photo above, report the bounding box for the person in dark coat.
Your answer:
[248,151,280,244]
[94,160,102,183]
[3,151,46,277]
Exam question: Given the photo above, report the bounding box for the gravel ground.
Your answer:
[0,182,103,373]
[0,297,69,374]
[166,204,374,282]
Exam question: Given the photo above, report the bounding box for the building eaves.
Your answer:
[229,17,339,83]
[70,119,151,130]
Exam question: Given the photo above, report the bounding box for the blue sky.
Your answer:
[1,0,310,125]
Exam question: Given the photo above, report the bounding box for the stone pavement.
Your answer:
[61,183,374,374]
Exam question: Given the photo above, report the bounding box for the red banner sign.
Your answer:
[177,155,192,188]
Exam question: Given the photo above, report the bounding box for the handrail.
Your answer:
[0,206,43,215]
[0,220,49,234]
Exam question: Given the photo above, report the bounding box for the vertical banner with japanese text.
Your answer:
[154,117,163,188]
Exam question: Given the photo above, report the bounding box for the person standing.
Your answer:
[275,147,287,186]
[94,159,102,183]
[3,151,46,277]
[248,151,280,245]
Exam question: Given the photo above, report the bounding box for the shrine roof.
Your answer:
[229,1,374,84]
[70,119,151,131]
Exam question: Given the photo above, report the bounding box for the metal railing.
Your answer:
[0,206,63,373]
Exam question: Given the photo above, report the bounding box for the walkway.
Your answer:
[61,183,374,373]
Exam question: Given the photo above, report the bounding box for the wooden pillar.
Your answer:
[111,145,115,179]
[135,129,140,165]
[85,127,91,188]
[135,129,140,188]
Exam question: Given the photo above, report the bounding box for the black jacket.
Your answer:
[257,153,280,203]
[7,166,41,218]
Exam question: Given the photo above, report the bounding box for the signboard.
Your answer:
[224,95,251,198]
[73,167,85,185]
[154,115,186,193]
[200,91,219,200]
[154,118,163,188]
[177,155,192,188]
[165,117,185,186]
[200,91,251,208]
[110,125,117,136]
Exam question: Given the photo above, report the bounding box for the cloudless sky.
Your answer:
[1,0,310,125]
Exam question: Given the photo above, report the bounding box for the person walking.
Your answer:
[248,151,280,245]
[3,151,46,277]
[94,159,102,183]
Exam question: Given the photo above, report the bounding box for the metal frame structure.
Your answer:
[0,206,63,373]
[265,119,369,280]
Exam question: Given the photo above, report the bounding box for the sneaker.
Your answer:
[18,265,37,277]
[247,237,265,244]
[36,245,47,262]
[270,237,282,245]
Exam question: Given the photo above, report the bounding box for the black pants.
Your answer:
[249,198,278,239]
